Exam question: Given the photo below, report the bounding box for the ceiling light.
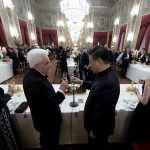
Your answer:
[9,25,19,38]
[114,17,120,25]
[31,32,36,40]
[127,32,134,42]
[57,20,64,27]
[28,12,34,20]
[86,37,93,43]
[2,0,14,11]
[58,36,65,42]
[60,0,89,22]
[87,22,94,28]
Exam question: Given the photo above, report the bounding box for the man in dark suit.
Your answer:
[78,48,89,80]
[17,48,27,63]
[23,49,68,150]
[121,48,131,78]
[139,48,147,63]
[71,46,120,150]
[59,46,68,75]
[146,53,150,65]
[6,47,20,75]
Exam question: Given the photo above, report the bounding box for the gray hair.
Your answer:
[27,49,49,68]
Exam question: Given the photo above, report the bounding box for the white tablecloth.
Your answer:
[126,63,150,83]
[67,58,78,76]
[1,84,141,148]
[0,61,13,83]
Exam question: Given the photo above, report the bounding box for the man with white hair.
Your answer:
[23,49,68,150]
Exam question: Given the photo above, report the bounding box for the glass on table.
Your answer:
[131,78,141,90]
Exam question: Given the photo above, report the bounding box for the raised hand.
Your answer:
[133,87,139,95]
[59,79,68,92]
[7,85,15,96]
[71,76,82,84]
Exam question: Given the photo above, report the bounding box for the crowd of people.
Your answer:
[0,44,150,150]
[0,43,58,76]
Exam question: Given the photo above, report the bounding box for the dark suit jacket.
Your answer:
[23,68,65,132]
[82,67,120,137]
[78,52,89,66]
[146,54,150,65]
[60,50,68,73]
[140,54,146,63]
[18,51,27,63]
[121,52,131,67]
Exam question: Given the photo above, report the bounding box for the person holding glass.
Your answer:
[0,86,19,150]
[23,49,68,150]
[71,46,120,150]
[128,77,150,143]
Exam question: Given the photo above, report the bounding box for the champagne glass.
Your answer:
[62,72,68,80]
[69,73,78,107]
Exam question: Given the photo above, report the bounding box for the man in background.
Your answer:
[78,48,89,80]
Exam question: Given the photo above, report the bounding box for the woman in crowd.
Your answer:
[0,86,19,150]
[6,47,20,75]
[128,77,150,143]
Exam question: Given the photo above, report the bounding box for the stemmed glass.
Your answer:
[69,74,78,107]
[62,72,68,80]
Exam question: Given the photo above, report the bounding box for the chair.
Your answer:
[131,141,150,150]
[16,62,26,75]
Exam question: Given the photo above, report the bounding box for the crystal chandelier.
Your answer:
[60,0,89,22]
[67,21,84,43]
[60,0,89,43]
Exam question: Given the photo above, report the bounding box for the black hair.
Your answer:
[59,46,63,50]
[88,45,113,64]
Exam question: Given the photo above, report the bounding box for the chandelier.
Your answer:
[60,0,89,22]
[60,0,89,43]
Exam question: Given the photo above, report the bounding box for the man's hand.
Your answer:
[7,85,15,96]
[71,76,82,84]
[138,79,145,84]
[59,79,68,93]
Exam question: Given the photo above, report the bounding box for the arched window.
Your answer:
[0,18,8,47]
[41,28,58,47]
[108,30,113,48]
[93,32,108,47]
[117,24,127,50]
[136,14,150,51]
[36,28,42,46]
[19,19,30,45]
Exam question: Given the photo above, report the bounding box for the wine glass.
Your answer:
[62,72,68,80]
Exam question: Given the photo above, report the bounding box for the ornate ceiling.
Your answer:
[29,0,119,45]
[29,0,119,28]
[30,0,119,8]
